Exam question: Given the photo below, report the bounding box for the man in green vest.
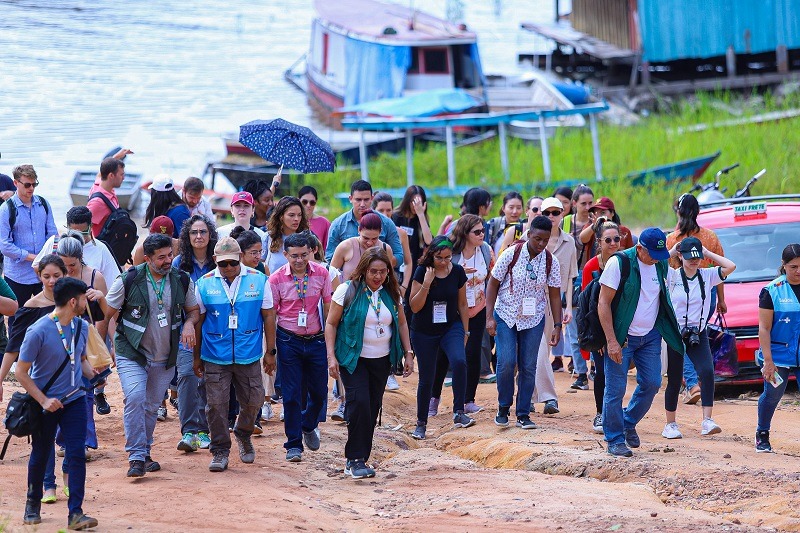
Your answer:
[104,234,200,477]
[598,227,682,458]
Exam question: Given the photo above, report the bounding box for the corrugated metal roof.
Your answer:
[638,0,800,62]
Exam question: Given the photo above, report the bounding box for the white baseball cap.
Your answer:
[540,197,564,213]
[149,174,174,192]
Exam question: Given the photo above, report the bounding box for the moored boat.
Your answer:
[70,170,142,210]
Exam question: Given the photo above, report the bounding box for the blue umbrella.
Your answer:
[239,118,335,173]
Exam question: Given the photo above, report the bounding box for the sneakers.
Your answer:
[479,373,497,384]
[279,410,284,421]
[453,411,476,428]
[209,451,229,472]
[607,442,633,457]
[330,402,346,422]
[234,431,256,463]
[683,385,701,405]
[253,420,263,435]
[701,418,722,436]
[41,488,57,504]
[428,397,440,418]
[228,418,236,432]
[157,406,167,421]
[755,430,773,453]
[270,390,283,404]
[303,428,321,451]
[197,432,211,449]
[67,512,98,531]
[543,400,560,415]
[443,377,453,387]
[570,375,589,390]
[177,432,198,452]
[286,448,303,462]
[411,423,426,440]
[144,456,161,472]
[662,422,683,439]
[623,427,641,448]
[345,458,376,479]
[126,460,145,478]
[495,406,510,427]
[261,402,274,421]
[94,392,111,415]
[386,374,400,391]
[464,402,484,414]
[169,397,179,410]
[23,499,41,525]
[516,416,537,430]
[592,413,603,434]
[551,357,564,372]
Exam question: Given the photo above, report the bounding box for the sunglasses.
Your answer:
[525,262,538,280]
[217,260,240,268]
[470,228,485,236]
[189,229,209,237]
[542,210,562,217]
[528,207,540,214]
[301,199,317,206]
[16,180,39,189]
[603,236,622,244]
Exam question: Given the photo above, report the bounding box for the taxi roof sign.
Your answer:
[734,201,767,217]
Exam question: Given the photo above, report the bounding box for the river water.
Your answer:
[0,0,560,220]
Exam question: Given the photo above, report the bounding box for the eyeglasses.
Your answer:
[245,249,262,258]
[16,180,39,189]
[603,236,622,244]
[189,229,209,237]
[301,199,317,206]
[529,207,540,214]
[542,210,562,217]
[368,268,388,277]
[470,228,485,236]
[288,252,309,261]
[525,262,538,280]
[433,255,452,263]
[217,260,240,268]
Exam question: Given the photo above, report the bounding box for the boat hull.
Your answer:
[70,171,142,211]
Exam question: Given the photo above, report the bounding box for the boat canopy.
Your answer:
[338,88,483,117]
[344,38,410,106]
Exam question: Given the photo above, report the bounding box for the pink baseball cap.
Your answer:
[231,191,254,206]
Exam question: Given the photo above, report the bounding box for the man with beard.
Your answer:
[103,234,200,477]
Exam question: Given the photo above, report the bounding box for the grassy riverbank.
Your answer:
[309,91,800,230]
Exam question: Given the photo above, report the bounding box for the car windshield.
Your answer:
[714,222,800,282]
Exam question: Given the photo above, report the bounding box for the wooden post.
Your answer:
[589,113,603,181]
[498,121,510,183]
[538,116,551,182]
[445,125,456,189]
[358,128,369,182]
[641,61,651,87]
[777,45,789,74]
[726,46,737,79]
[405,129,414,187]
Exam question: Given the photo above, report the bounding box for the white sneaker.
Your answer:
[662,422,683,439]
[701,417,722,435]
[386,375,400,391]
[261,402,274,421]
[279,409,284,421]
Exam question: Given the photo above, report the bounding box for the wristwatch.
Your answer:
[267,348,277,356]
[553,323,563,328]
[405,350,415,357]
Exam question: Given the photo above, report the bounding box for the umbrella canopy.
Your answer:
[238,118,335,174]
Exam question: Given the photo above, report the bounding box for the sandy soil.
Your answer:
[1,366,798,532]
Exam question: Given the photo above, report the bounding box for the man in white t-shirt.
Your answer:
[598,227,682,457]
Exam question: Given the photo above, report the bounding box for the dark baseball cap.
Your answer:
[639,227,669,261]
[678,237,704,260]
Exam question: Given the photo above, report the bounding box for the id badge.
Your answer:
[157,312,168,328]
[376,325,386,338]
[298,310,308,327]
[466,286,476,307]
[433,301,447,323]
[228,312,238,330]
[522,297,536,316]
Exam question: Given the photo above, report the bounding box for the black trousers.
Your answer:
[431,310,486,404]
[340,355,390,461]
[593,350,606,414]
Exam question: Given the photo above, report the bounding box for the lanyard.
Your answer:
[146,268,167,310]
[293,268,309,309]
[220,273,241,310]
[52,315,77,387]
[365,288,382,320]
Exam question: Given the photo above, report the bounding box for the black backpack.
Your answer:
[0,195,51,265]
[88,192,139,267]
[576,252,630,352]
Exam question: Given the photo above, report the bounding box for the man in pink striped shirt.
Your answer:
[269,231,332,463]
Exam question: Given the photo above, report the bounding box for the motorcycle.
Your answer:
[688,163,766,206]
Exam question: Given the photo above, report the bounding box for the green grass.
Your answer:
[309,90,800,230]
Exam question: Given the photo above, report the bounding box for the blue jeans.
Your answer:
[757,366,800,431]
[494,313,546,418]
[28,397,87,517]
[117,356,174,462]
[177,346,208,435]
[45,377,97,490]
[565,317,588,374]
[411,322,467,423]
[603,328,663,446]
[276,328,328,451]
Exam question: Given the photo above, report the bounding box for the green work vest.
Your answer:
[115,265,187,368]
[334,281,403,374]
[612,247,683,353]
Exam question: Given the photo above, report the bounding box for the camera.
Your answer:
[681,326,700,348]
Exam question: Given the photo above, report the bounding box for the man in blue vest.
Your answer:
[194,236,276,473]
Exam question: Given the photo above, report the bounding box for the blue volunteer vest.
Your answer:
[197,267,267,365]
[758,276,800,368]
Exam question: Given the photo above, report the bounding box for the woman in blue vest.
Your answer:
[325,247,413,479]
[755,243,800,453]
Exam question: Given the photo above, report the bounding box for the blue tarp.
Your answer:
[339,88,484,117]
[344,39,411,107]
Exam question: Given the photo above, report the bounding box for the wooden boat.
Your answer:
[288,0,488,113]
[69,170,142,210]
